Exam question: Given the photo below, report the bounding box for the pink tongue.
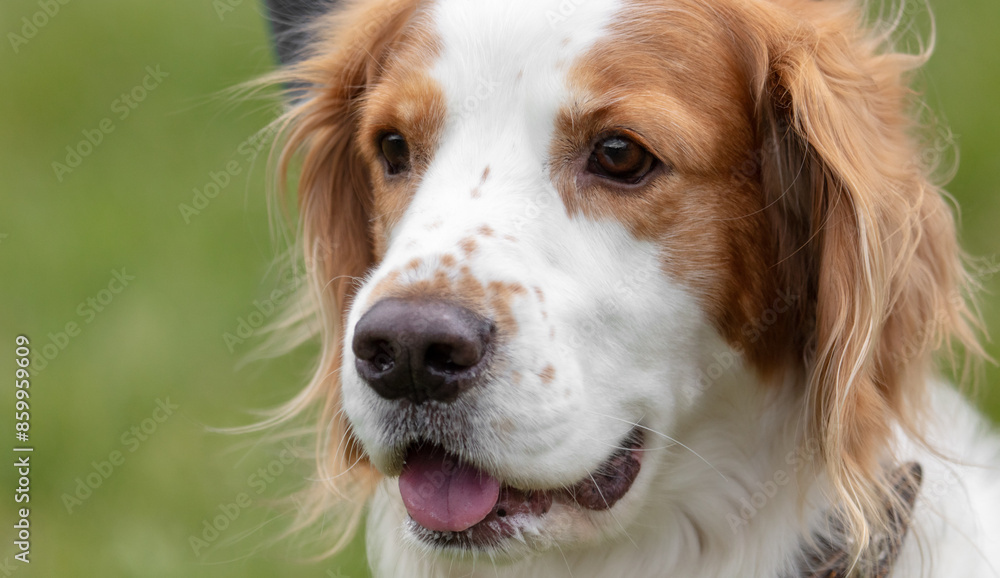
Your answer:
[398,445,501,532]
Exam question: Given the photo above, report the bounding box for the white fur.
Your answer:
[332,0,1000,575]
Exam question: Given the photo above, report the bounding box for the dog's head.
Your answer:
[268,0,979,562]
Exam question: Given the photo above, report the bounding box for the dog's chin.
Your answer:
[395,428,645,557]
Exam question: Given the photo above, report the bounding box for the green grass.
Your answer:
[0,1,997,576]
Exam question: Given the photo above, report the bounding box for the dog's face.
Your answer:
[330,0,783,555]
[278,0,974,564]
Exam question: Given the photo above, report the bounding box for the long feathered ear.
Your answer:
[740,0,982,563]
[265,0,422,555]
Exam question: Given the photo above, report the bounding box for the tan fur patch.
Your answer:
[556,1,791,375]
[370,265,527,340]
[470,167,490,199]
[459,237,477,256]
[356,11,447,242]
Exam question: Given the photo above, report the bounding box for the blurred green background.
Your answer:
[0,1,997,576]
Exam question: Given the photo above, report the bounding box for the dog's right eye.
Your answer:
[587,133,657,185]
[379,132,410,175]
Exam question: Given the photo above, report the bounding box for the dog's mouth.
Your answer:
[398,428,644,549]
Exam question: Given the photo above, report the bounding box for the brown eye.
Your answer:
[587,134,657,184]
[379,132,410,175]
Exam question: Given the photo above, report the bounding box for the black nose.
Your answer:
[352,298,494,403]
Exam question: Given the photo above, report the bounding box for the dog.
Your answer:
[259,0,1000,575]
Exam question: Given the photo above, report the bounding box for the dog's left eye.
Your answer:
[379,132,410,175]
[587,134,657,185]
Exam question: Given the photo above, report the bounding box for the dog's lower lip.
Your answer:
[405,428,644,548]
[564,427,644,510]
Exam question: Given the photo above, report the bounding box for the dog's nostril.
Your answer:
[425,343,460,372]
[372,341,395,372]
[424,339,484,373]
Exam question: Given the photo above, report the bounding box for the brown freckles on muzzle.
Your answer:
[353,254,530,404]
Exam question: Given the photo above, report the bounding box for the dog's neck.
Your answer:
[366,359,915,577]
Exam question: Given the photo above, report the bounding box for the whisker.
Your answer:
[586,470,639,550]
[554,542,576,578]
[580,430,675,453]
[582,410,729,482]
